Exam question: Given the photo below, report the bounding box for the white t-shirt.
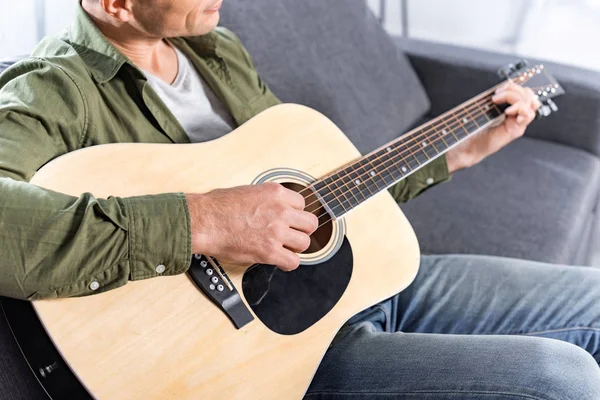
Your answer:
[144,44,235,143]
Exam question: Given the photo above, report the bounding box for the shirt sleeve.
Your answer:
[388,155,451,203]
[0,60,191,300]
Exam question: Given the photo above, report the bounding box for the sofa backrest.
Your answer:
[0,59,18,75]
[219,0,431,154]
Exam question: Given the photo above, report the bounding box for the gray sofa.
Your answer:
[2,0,600,398]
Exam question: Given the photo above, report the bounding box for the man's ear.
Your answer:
[98,0,134,23]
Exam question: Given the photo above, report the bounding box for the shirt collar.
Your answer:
[64,3,220,84]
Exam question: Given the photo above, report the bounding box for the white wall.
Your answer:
[1,1,600,71]
[516,1,600,72]
[370,0,600,71]
[0,0,74,58]
[0,0,38,58]
[405,0,527,52]
[45,0,77,38]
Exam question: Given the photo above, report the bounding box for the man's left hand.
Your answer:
[446,81,542,173]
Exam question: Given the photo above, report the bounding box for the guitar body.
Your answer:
[21,104,419,399]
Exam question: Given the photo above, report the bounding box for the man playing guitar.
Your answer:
[0,0,598,398]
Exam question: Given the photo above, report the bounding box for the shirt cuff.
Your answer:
[388,155,451,203]
[122,193,192,281]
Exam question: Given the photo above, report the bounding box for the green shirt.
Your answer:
[0,5,449,300]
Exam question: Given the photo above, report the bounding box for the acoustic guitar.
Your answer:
[2,61,563,399]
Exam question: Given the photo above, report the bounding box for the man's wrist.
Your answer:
[446,147,469,174]
[185,192,217,255]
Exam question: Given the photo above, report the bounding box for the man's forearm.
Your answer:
[0,178,190,300]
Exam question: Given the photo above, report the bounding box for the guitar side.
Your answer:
[13,104,419,399]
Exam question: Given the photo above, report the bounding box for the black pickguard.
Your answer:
[242,237,353,335]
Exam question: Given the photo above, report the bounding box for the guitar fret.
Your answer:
[355,159,382,192]
[421,138,440,159]
[313,85,523,218]
[438,123,457,147]
[487,104,504,120]
[435,125,450,149]
[395,141,421,170]
[332,173,356,211]
[382,147,405,181]
[372,150,398,188]
[475,114,489,127]
[313,180,344,216]
[321,175,350,215]
[448,113,466,136]
[346,168,368,203]
[476,102,493,125]
[378,151,399,186]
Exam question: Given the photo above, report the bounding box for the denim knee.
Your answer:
[525,338,600,399]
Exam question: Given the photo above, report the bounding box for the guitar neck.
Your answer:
[312,86,506,219]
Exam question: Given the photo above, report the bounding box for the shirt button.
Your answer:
[89,281,100,291]
[156,264,166,274]
[426,177,434,185]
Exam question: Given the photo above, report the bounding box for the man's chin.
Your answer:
[194,14,220,36]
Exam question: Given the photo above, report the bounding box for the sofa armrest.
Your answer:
[394,37,600,157]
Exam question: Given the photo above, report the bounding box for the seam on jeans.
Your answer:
[381,304,392,332]
[520,326,600,336]
[305,389,551,399]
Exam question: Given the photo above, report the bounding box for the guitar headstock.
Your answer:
[498,59,565,118]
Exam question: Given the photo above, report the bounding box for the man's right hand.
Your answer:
[185,182,319,271]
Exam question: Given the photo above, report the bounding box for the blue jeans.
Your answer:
[306,254,600,399]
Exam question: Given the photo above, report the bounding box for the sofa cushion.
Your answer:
[401,136,600,265]
[219,0,431,154]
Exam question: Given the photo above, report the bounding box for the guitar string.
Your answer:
[293,73,538,214]
[296,77,552,219]
[297,86,502,201]
[308,85,546,226]
[298,88,507,217]
[313,98,498,214]
[300,94,497,214]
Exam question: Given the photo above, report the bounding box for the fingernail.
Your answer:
[492,95,499,102]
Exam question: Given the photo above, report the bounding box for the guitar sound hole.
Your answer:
[281,182,333,254]
[242,181,352,335]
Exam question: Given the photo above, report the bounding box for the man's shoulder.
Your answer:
[1,36,92,90]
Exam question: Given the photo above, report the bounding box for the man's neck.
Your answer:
[81,1,178,84]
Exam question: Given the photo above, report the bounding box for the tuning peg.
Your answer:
[536,99,558,120]
[497,63,515,80]
[515,60,529,70]
[536,104,552,119]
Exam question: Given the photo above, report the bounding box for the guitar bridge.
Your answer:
[188,255,254,329]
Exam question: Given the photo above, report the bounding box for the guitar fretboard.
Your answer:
[312,92,506,219]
